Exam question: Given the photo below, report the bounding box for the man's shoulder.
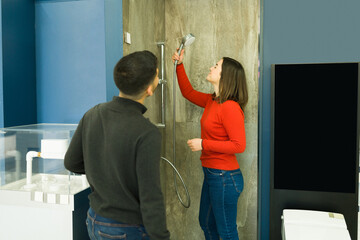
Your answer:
[141,118,160,134]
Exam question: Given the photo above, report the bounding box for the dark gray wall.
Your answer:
[259,0,360,239]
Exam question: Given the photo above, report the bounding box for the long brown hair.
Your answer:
[213,57,248,111]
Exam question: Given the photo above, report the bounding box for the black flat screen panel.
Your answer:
[273,63,359,193]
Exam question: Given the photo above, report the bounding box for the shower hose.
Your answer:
[161,157,190,208]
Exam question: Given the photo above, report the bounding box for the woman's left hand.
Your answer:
[187,138,203,152]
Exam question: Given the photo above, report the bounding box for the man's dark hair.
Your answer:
[114,50,158,97]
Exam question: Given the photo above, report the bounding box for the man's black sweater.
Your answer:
[64,96,170,240]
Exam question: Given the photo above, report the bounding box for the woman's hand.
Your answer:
[172,49,185,65]
[187,138,203,152]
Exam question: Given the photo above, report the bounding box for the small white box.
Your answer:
[282,209,351,240]
[124,32,131,44]
[41,139,69,157]
[47,193,56,204]
[59,195,69,205]
[34,191,44,202]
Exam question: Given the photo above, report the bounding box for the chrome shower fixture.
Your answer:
[175,33,196,65]
[171,33,196,208]
[181,33,196,47]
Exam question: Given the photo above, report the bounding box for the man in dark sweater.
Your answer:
[64,51,170,240]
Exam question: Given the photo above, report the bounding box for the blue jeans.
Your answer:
[86,207,149,240]
[199,167,244,240]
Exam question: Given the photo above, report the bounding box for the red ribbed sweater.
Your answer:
[176,64,246,170]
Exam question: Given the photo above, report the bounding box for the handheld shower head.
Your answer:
[181,33,196,47]
[175,33,195,65]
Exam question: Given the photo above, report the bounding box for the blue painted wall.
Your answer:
[105,0,122,102]
[1,0,37,127]
[35,0,106,123]
[0,2,3,128]
[35,0,122,124]
[259,0,360,239]
[0,0,3,184]
[0,0,122,126]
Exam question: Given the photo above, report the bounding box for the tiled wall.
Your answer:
[123,1,259,239]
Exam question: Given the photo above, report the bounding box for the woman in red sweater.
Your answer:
[172,50,248,240]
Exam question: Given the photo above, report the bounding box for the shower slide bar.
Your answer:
[156,42,166,128]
